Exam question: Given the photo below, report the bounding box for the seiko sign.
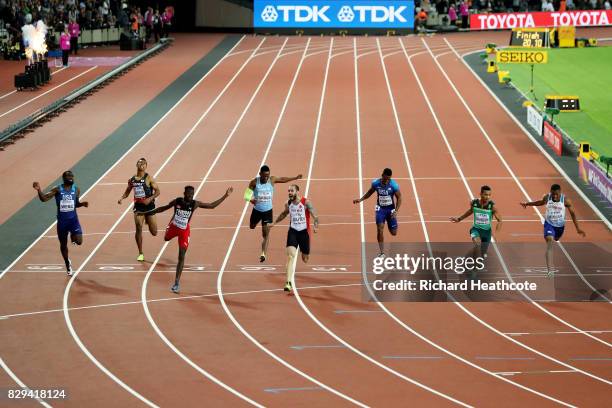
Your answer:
[255,1,415,28]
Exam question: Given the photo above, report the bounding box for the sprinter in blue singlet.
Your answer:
[353,168,402,257]
[33,171,89,276]
[245,165,302,262]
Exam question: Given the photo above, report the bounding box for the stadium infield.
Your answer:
[497,46,612,158]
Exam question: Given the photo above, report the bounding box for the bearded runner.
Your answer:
[272,184,319,293]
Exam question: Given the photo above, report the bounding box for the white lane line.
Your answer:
[0,35,249,407]
[430,40,612,322]
[0,66,68,101]
[0,358,52,407]
[444,37,612,232]
[0,66,98,118]
[98,175,562,185]
[142,37,301,407]
[60,36,259,407]
[506,330,612,336]
[1,283,364,320]
[375,39,575,406]
[159,37,368,406]
[417,36,610,384]
[291,37,471,407]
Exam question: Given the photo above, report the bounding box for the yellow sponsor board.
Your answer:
[496,50,548,64]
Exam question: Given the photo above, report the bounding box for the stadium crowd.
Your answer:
[413,0,611,30]
[0,1,173,58]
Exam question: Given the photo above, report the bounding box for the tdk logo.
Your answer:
[261,5,409,23]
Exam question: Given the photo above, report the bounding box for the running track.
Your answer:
[0,46,141,130]
[0,30,610,407]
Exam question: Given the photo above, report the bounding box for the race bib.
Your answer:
[134,184,146,199]
[60,197,75,212]
[378,195,392,206]
[257,191,272,203]
[475,212,490,226]
[173,215,188,230]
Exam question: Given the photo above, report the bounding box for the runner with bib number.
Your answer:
[353,168,402,257]
[245,165,302,263]
[33,170,89,276]
[272,184,319,293]
[451,185,503,259]
[117,158,161,262]
[520,184,585,277]
[138,185,233,293]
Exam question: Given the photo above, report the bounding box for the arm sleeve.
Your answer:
[244,188,254,202]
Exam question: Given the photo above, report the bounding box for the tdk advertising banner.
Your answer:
[254,1,415,29]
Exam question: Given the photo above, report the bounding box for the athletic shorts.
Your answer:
[470,227,492,243]
[164,223,190,250]
[250,208,273,226]
[287,227,310,255]
[133,201,155,214]
[57,217,82,241]
[375,205,398,230]
[543,220,565,241]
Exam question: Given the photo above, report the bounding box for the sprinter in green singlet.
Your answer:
[450,185,503,258]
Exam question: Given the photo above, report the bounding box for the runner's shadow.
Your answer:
[298,288,365,309]
[72,278,129,296]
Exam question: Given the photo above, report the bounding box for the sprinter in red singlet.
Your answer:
[138,185,233,293]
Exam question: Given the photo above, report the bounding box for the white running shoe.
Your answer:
[67,259,73,276]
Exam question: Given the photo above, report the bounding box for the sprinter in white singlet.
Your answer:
[521,184,585,277]
[272,184,319,292]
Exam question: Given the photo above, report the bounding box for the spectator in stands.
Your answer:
[416,7,428,31]
[448,3,458,26]
[542,0,555,11]
[68,18,79,55]
[130,13,138,37]
[143,6,152,43]
[161,6,172,38]
[117,2,129,32]
[152,8,161,43]
[605,0,611,10]
[459,0,469,29]
[60,25,70,67]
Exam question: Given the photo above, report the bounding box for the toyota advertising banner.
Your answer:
[254,0,415,29]
[470,10,612,30]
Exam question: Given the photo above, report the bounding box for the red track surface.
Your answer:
[0,34,224,225]
[0,29,610,407]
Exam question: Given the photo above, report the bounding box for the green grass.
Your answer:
[498,46,612,157]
